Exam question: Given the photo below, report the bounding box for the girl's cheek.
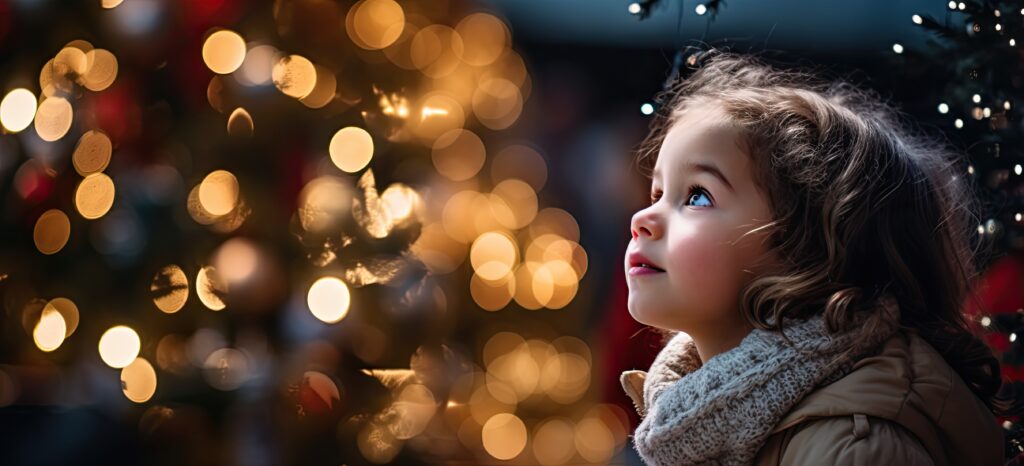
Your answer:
[667,232,737,302]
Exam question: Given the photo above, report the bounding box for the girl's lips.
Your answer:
[628,266,665,276]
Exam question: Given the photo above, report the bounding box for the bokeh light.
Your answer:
[347,0,405,50]
[454,13,509,66]
[307,276,351,323]
[329,126,374,173]
[121,357,157,403]
[72,130,113,175]
[470,231,518,281]
[151,265,189,313]
[481,413,527,460]
[227,107,254,137]
[272,54,316,99]
[198,170,239,216]
[202,29,247,74]
[98,325,141,368]
[33,209,71,255]
[81,49,118,91]
[34,96,73,141]
[33,307,66,352]
[0,88,37,132]
[196,266,228,311]
[75,173,116,220]
[431,129,485,181]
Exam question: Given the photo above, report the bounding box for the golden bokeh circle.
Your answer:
[272,54,317,99]
[348,0,406,50]
[329,126,374,173]
[151,265,189,314]
[198,170,239,216]
[202,30,247,74]
[0,88,37,132]
[307,276,351,324]
[33,308,66,352]
[121,357,157,403]
[34,96,73,142]
[82,49,118,92]
[33,209,70,255]
[72,130,113,175]
[98,325,141,369]
[431,129,485,181]
[196,266,228,311]
[481,413,527,460]
[75,173,116,220]
[227,107,254,137]
[454,13,509,66]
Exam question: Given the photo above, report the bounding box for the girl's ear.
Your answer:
[620,370,648,416]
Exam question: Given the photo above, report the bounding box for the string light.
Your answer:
[640,103,654,115]
[972,94,981,103]
[912,14,923,24]
[958,2,966,11]
[1014,164,1022,175]
[954,118,964,129]
[627,2,641,14]
[892,43,904,54]
[937,102,949,114]
[948,1,957,10]
[695,4,707,15]
[1011,38,1017,46]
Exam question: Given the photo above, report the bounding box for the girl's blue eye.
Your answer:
[686,184,712,207]
[649,185,712,207]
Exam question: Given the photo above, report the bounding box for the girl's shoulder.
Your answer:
[759,330,1003,466]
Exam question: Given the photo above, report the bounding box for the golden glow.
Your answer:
[492,179,537,229]
[431,129,485,181]
[470,272,515,311]
[72,130,113,175]
[329,126,374,173]
[74,173,116,220]
[409,222,466,274]
[300,64,337,109]
[198,170,239,216]
[574,417,615,463]
[454,13,509,66]
[470,231,518,281]
[410,25,463,78]
[272,54,316,99]
[307,277,351,323]
[98,325,141,368]
[151,265,189,313]
[381,183,419,223]
[347,0,405,50]
[121,357,157,403]
[101,0,124,8]
[196,266,228,311]
[413,92,464,142]
[227,107,254,137]
[212,237,259,284]
[482,413,527,460]
[202,30,246,74]
[533,418,576,466]
[33,307,66,352]
[203,348,249,390]
[46,298,80,337]
[33,209,71,255]
[298,176,351,233]
[0,88,37,132]
[473,78,523,130]
[81,49,118,91]
[357,420,401,463]
[236,44,279,86]
[34,96,73,141]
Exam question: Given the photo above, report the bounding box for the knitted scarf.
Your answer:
[632,301,901,466]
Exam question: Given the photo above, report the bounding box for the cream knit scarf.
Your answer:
[630,301,901,466]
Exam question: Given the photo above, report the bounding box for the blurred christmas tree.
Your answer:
[0,1,630,465]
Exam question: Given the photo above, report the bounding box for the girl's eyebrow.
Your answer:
[653,160,735,193]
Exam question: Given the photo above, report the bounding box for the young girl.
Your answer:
[619,49,1012,465]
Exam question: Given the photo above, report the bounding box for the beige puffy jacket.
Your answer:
[621,330,1005,465]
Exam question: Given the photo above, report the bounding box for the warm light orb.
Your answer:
[33,307,66,352]
[151,265,189,313]
[470,231,518,281]
[198,170,239,216]
[81,49,118,91]
[196,266,228,311]
[0,88,37,132]
[98,325,141,368]
[121,357,157,403]
[272,54,317,99]
[101,0,124,8]
[227,107,254,137]
[348,0,405,50]
[431,129,485,181]
[75,173,116,219]
[72,130,113,175]
[454,13,508,66]
[202,30,247,74]
[329,126,374,173]
[307,277,351,324]
[482,413,527,460]
[34,96,73,141]
[33,209,71,255]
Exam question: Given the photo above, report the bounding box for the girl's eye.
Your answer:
[647,185,712,206]
[686,184,713,207]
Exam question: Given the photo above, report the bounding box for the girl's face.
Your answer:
[625,101,777,334]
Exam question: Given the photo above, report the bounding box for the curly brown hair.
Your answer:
[635,48,1012,422]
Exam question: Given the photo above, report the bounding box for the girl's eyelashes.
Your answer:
[649,184,713,207]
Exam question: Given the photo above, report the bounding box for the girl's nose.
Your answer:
[630,208,660,240]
